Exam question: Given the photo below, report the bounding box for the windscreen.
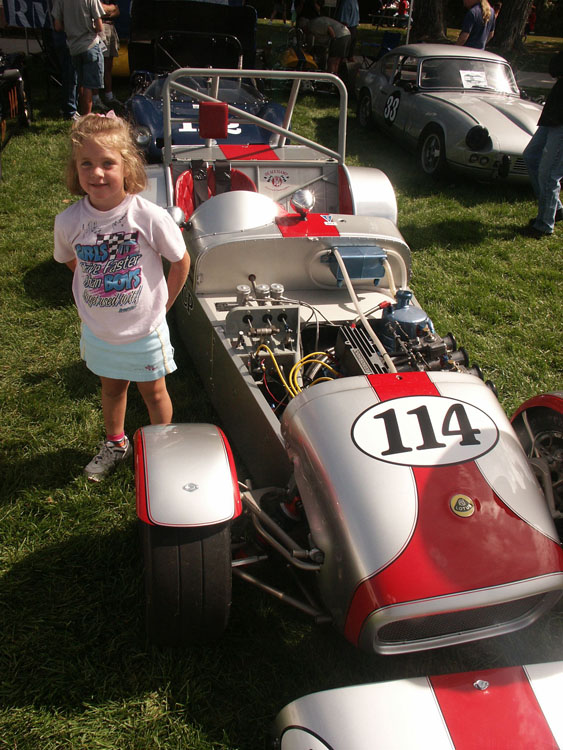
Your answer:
[419,58,519,94]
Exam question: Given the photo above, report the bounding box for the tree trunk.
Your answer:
[410,0,450,43]
[491,0,534,53]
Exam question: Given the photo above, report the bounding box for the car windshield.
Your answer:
[419,58,519,94]
[145,76,265,105]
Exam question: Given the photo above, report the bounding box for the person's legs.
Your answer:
[534,125,563,233]
[77,44,104,115]
[523,125,548,200]
[53,30,77,118]
[78,86,94,114]
[104,56,114,95]
[84,377,131,481]
[100,377,130,435]
[137,377,173,425]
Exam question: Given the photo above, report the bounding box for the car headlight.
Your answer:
[466,125,491,151]
[134,126,151,149]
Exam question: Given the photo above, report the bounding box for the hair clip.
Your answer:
[96,110,118,119]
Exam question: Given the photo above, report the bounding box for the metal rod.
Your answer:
[233,568,331,622]
[162,67,347,165]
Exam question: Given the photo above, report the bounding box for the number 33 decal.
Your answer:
[384,93,400,124]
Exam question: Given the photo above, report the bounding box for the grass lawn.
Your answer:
[0,26,562,749]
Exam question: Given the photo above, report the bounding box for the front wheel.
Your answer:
[357,90,373,128]
[141,521,232,647]
[418,127,446,177]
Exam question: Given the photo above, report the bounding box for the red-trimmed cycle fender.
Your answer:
[135,423,242,527]
[511,392,563,422]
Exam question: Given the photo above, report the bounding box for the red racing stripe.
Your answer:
[219,144,279,160]
[343,372,563,645]
[276,213,340,237]
[430,667,559,749]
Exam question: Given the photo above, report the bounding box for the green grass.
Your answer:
[1,32,563,749]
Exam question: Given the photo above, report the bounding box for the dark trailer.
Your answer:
[128,0,259,71]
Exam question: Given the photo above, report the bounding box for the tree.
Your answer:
[409,0,537,52]
[410,0,450,42]
[491,0,535,52]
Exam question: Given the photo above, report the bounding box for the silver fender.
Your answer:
[135,423,241,527]
[272,661,563,749]
[344,164,398,223]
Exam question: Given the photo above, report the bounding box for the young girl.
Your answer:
[54,112,190,481]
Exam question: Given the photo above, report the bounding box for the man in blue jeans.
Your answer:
[522,50,563,239]
[52,0,105,116]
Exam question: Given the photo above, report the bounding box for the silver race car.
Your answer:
[355,44,543,181]
[135,68,563,655]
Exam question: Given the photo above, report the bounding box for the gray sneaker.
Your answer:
[84,437,132,482]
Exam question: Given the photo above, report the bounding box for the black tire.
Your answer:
[357,90,373,129]
[141,520,232,647]
[418,126,446,177]
[513,407,563,514]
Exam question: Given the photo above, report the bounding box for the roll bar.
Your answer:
[161,67,348,167]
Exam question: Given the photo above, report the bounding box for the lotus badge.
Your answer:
[450,494,475,517]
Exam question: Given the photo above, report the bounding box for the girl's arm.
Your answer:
[166,252,191,312]
[66,258,77,272]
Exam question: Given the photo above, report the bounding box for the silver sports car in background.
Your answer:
[355,44,543,182]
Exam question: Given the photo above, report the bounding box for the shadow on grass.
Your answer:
[1,448,96,502]
[2,523,563,748]
[23,258,75,309]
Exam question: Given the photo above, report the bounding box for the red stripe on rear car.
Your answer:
[431,668,559,749]
[219,144,279,160]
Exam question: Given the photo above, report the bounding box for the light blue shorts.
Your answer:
[80,321,177,382]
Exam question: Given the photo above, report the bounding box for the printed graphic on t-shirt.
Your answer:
[76,231,142,312]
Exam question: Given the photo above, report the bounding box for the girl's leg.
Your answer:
[137,377,173,425]
[100,376,130,436]
[84,377,131,481]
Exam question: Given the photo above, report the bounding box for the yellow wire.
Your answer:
[254,344,297,398]
[309,377,335,386]
[289,356,340,394]
[288,351,328,393]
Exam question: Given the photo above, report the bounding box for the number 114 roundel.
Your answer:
[352,395,499,467]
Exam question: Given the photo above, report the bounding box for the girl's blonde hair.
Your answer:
[481,0,492,23]
[66,113,147,196]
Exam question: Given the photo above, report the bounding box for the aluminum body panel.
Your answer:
[174,284,292,488]
[135,423,240,526]
[281,371,563,648]
[273,661,563,749]
[344,165,398,223]
[186,191,411,295]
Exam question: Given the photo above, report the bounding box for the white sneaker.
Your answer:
[84,437,132,482]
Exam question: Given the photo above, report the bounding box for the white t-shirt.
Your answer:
[54,194,186,344]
